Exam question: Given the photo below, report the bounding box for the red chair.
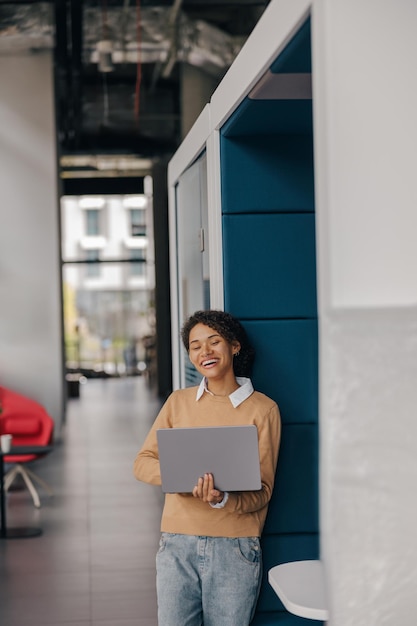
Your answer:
[0,386,54,508]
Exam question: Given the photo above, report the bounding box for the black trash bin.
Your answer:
[66,373,83,398]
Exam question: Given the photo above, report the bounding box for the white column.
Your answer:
[313,1,417,623]
[0,52,64,426]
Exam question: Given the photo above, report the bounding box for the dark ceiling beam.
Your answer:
[69,0,83,149]
[54,0,84,150]
[54,0,70,147]
[62,176,145,196]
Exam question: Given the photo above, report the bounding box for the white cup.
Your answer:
[0,434,13,453]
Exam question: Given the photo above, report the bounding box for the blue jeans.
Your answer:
[156,533,262,626]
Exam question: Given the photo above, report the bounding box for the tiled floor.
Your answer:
[0,376,164,626]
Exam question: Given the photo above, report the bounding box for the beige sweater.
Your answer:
[133,385,281,537]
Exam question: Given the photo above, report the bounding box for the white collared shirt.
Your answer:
[195,376,254,408]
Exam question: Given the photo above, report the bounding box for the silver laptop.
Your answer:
[156,425,261,493]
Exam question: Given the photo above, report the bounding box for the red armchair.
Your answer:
[0,386,54,508]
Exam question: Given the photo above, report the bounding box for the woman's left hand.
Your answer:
[193,473,224,504]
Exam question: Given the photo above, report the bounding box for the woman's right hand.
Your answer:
[192,473,224,504]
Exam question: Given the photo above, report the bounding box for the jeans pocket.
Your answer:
[236,537,261,564]
[157,533,167,554]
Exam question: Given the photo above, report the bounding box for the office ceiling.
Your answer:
[0,0,270,177]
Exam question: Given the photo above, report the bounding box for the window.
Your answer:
[86,249,100,277]
[130,209,146,237]
[130,248,146,276]
[85,209,101,236]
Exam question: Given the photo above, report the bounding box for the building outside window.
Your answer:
[86,249,100,277]
[130,208,146,237]
[61,189,155,378]
[85,209,101,236]
[130,248,146,276]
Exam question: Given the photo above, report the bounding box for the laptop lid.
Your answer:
[156,425,261,493]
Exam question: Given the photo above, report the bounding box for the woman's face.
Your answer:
[188,323,240,381]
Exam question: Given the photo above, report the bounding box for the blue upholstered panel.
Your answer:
[242,319,318,424]
[223,214,317,319]
[263,423,319,534]
[220,100,313,137]
[270,17,311,74]
[220,135,314,212]
[220,18,311,139]
[251,611,323,626]
[257,534,320,612]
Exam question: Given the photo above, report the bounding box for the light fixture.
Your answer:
[122,195,148,209]
[79,197,106,209]
[97,39,114,73]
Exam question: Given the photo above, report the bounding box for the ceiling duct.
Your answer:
[0,3,53,53]
[0,4,243,77]
[85,6,243,78]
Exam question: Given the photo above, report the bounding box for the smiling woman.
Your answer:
[133,309,281,626]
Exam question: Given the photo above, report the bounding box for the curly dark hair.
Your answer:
[181,310,255,377]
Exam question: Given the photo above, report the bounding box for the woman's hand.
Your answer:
[192,473,224,504]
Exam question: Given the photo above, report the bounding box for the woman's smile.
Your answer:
[201,358,218,368]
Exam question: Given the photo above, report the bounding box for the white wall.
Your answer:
[313,1,417,623]
[314,0,417,309]
[0,52,64,426]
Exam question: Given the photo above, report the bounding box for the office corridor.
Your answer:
[0,376,164,626]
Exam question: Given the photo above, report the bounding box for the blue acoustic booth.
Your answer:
[168,7,322,625]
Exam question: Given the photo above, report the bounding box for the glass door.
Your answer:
[174,152,209,387]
